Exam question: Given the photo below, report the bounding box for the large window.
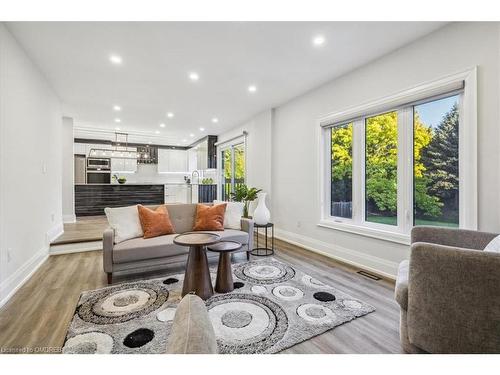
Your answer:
[320,71,476,243]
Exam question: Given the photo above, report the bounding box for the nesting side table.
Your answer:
[173,232,220,300]
[207,241,242,293]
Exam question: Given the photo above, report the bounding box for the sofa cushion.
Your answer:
[165,203,197,233]
[113,234,187,263]
[395,259,409,310]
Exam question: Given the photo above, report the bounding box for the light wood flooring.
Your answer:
[51,216,108,245]
[0,237,402,354]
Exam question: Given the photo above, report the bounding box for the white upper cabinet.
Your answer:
[158,149,188,173]
[188,148,198,172]
[196,140,209,170]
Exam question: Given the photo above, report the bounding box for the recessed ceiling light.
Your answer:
[312,35,326,47]
[182,139,187,142]
[113,105,121,111]
[248,85,257,93]
[114,118,121,123]
[115,127,120,131]
[189,133,194,137]
[167,112,174,118]
[159,123,166,128]
[189,72,199,81]
[109,54,123,65]
[155,130,160,134]
[199,127,205,132]
[211,118,219,123]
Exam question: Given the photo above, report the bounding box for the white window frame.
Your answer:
[317,68,477,245]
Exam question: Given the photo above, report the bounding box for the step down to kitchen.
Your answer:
[50,239,102,255]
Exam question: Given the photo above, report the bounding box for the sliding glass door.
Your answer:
[220,143,245,201]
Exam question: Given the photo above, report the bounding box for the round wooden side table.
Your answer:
[251,222,274,256]
[173,232,220,300]
[207,241,242,293]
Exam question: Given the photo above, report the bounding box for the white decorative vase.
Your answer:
[253,192,270,225]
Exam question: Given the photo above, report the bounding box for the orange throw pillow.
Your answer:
[137,205,175,239]
[193,203,227,231]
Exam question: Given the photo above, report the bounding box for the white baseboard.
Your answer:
[274,227,399,280]
[46,222,64,244]
[63,214,76,223]
[49,240,102,255]
[0,246,49,309]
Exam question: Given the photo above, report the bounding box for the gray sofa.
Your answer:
[103,203,254,283]
[395,226,500,353]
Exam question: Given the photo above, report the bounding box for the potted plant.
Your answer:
[230,184,262,218]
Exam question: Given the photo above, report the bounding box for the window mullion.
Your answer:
[397,107,413,234]
[352,119,364,225]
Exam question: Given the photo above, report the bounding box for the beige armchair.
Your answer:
[395,226,500,353]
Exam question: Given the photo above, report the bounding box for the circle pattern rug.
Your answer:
[63,258,375,354]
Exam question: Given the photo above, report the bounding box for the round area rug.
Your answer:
[77,282,169,325]
[206,293,288,354]
[234,260,295,285]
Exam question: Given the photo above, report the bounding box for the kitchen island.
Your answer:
[75,184,165,216]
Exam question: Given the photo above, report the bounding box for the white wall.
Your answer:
[0,24,63,307]
[62,117,75,223]
[222,22,500,278]
[217,109,273,215]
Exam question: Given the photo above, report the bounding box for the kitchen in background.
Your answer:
[74,133,218,216]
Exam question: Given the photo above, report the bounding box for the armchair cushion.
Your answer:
[408,242,500,353]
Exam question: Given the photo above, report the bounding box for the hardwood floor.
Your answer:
[51,216,107,245]
[0,237,402,354]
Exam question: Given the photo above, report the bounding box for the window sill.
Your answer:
[317,219,410,245]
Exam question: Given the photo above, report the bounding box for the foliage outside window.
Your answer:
[365,111,398,225]
[331,123,353,218]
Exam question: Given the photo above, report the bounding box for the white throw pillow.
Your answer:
[104,205,144,243]
[484,235,500,253]
[213,200,244,230]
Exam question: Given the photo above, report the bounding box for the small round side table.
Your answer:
[207,241,242,293]
[251,222,274,256]
[173,232,220,300]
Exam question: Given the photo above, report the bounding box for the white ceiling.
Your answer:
[7,22,446,145]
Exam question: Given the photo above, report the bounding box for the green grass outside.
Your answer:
[367,215,458,228]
